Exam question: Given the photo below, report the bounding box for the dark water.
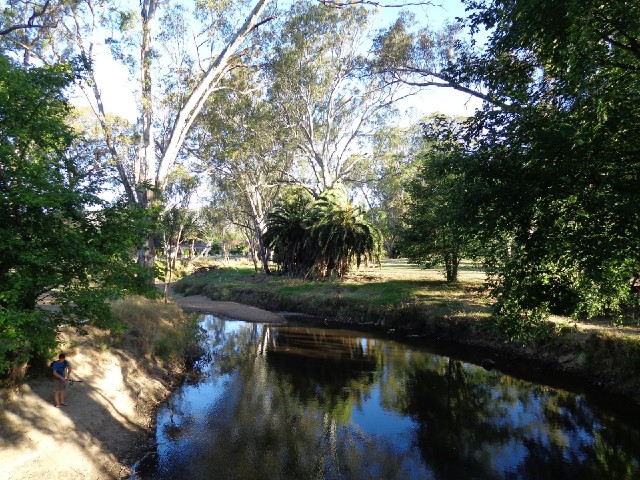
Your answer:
[136,315,640,480]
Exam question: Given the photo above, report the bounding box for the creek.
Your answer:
[134,315,640,479]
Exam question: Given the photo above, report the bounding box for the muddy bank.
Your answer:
[168,296,285,323]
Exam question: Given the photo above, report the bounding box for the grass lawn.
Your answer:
[172,257,492,324]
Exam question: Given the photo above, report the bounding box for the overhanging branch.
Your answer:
[0,0,55,36]
[318,0,435,8]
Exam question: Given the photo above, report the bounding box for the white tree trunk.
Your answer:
[156,0,271,190]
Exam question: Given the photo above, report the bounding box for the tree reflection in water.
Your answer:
[141,316,640,480]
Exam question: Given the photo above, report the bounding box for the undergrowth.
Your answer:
[110,296,204,368]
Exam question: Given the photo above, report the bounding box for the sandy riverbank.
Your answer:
[0,290,282,480]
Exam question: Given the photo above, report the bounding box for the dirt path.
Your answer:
[0,327,170,480]
[160,282,285,323]
[1,291,283,479]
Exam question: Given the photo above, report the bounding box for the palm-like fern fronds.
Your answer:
[265,186,381,278]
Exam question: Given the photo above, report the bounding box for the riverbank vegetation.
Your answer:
[175,258,488,323]
[110,296,203,370]
[174,258,640,402]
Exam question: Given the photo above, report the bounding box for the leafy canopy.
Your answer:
[438,0,640,336]
[400,115,478,283]
[0,55,155,375]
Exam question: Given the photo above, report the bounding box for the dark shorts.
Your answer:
[53,378,66,391]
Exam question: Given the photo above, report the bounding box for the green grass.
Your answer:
[174,258,491,324]
[173,264,256,293]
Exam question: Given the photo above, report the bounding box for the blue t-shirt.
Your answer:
[52,360,70,378]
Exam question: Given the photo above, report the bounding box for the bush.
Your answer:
[0,309,59,382]
[111,296,203,365]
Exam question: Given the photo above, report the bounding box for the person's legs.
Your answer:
[53,379,66,406]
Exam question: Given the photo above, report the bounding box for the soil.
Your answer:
[164,290,286,323]
[0,291,281,480]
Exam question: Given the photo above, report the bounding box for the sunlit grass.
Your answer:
[110,295,196,362]
[174,258,492,322]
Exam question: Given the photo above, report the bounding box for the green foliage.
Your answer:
[382,0,640,339]
[265,186,382,278]
[0,309,58,375]
[193,66,292,271]
[366,125,422,258]
[159,206,198,272]
[263,187,315,276]
[400,116,478,283]
[408,0,640,339]
[0,56,156,376]
[370,10,486,105]
[309,187,382,277]
[174,261,490,337]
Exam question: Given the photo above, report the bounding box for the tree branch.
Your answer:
[319,0,435,8]
[0,0,55,36]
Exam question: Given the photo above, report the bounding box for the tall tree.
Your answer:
[446,0,640,333]
[370,11,499,106]
[1,0,274,268]
[193,66,293,272]
[400,115,477,282]
[0,0,68,64]
[268,1,405,192]
[366,123,421,258]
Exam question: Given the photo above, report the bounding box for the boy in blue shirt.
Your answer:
[51,353,72,407]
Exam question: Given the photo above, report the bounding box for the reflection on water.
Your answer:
[138,316,640,480]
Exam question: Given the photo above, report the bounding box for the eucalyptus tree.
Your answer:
[365,123,422,258]
[159,206,198,298]
[161,166,199,262]
[1,0,274,268]
[267,1,406,193]
[370,11,500,106]
[0,0,70,64]
[197,204,244,262]
[192,65,293,273]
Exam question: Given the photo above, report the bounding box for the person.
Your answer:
[51,353,72,407]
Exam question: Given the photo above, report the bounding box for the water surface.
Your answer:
[137,316,640,479]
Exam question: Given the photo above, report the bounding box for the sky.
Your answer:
[73,0,482,124]
[372,0,483,118]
